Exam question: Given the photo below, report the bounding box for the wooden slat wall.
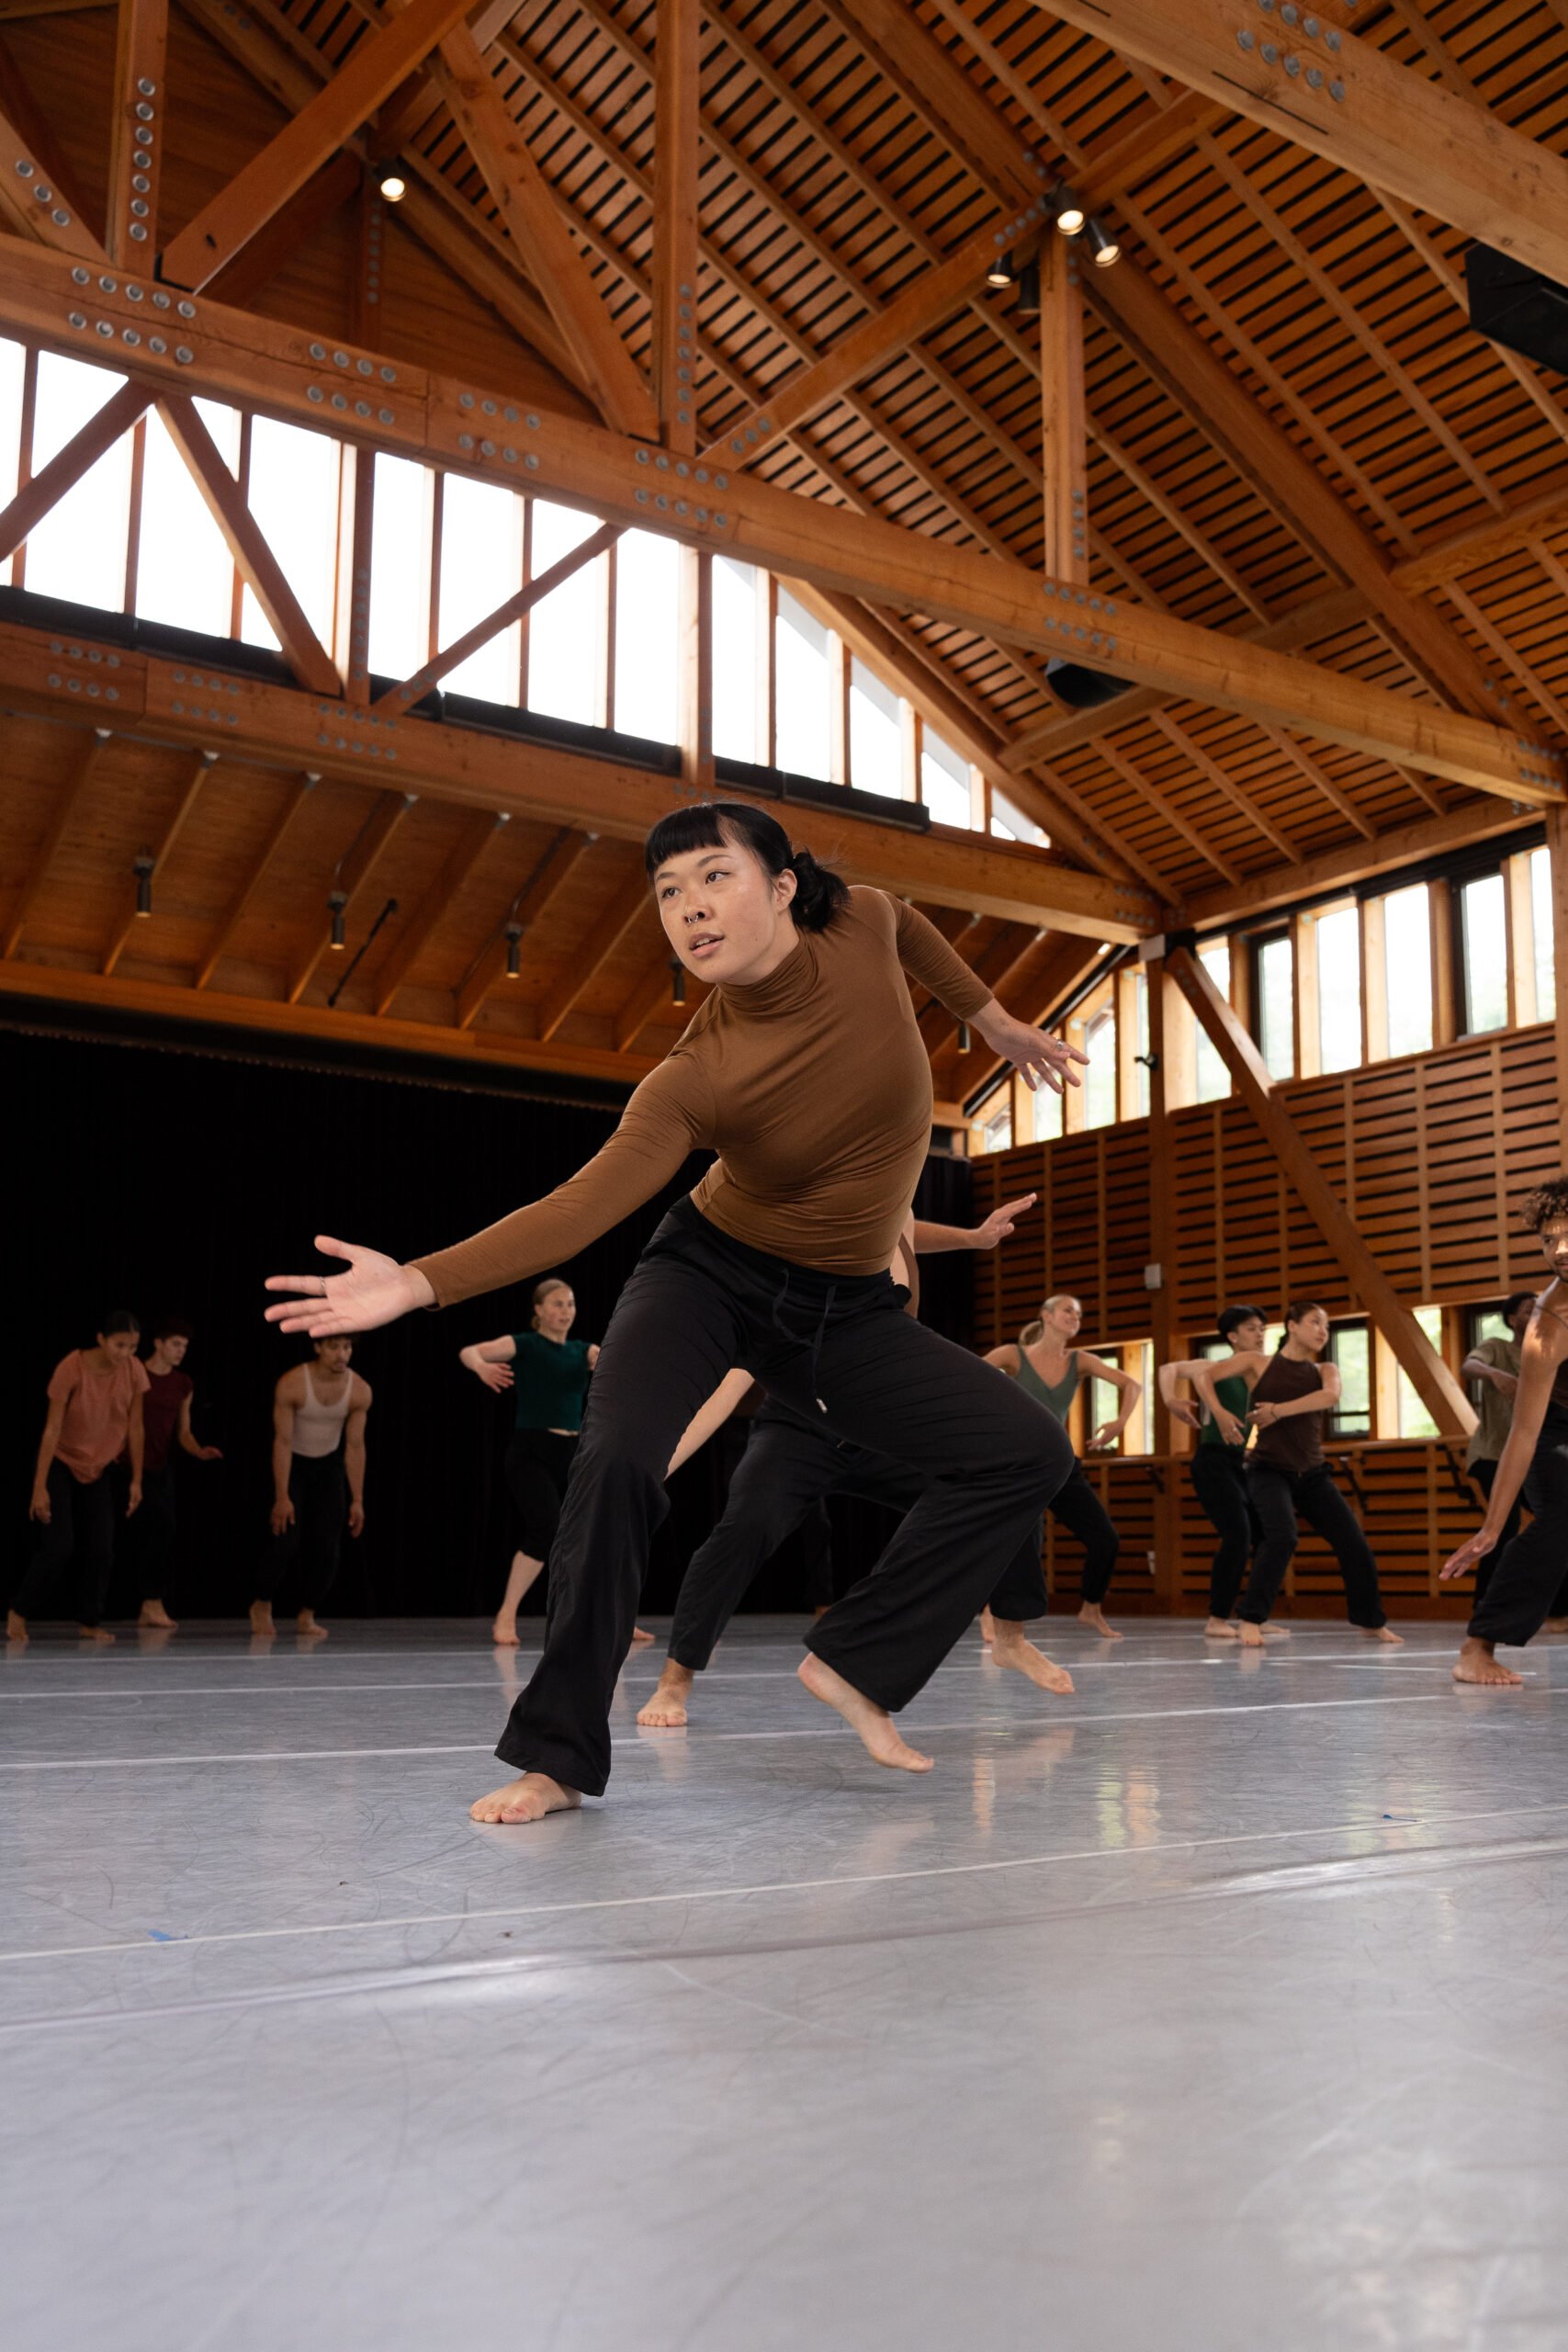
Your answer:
[971,1021,1562,1617]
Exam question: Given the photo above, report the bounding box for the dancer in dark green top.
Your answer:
[1161,1305,1268,1638]
[985,1291,1141,1639]
[460,1277,652,1651]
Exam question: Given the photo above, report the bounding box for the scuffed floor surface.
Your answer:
[3,1614,1565,2352]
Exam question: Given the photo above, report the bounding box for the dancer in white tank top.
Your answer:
[250,1336,371,1640]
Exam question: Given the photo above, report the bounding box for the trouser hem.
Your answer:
[494,1731,603,1799]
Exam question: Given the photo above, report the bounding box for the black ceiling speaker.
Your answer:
[1465,243,1568,375]
[1045,656,1133,710]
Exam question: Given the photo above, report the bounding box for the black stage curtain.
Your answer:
[3,1016,974,1622]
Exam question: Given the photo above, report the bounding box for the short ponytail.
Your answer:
[644,799,848,933]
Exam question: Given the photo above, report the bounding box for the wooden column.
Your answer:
[1168,944,1477,1437]
[106,0,167,266]
[334,447,375,707]
[654,0,701,457]
[1144,951,1184,1610]
[679,545,714,794]
[1546,807,1568,1158]
[1040,235,1089,584]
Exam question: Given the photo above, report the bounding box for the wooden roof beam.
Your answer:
[456,826,594,1032]
[105,0,166,267]
[2,725,110,956]
[160,0,479,292]
[536,865,656,1045]
[196,770,318,989]
[287,787,416,1004]
[0,31,98,258]
[1166,942,1475,1438]
[374,807,508,1015]
[1032,0,1568,291]
[101,747,217,978]
[429,27,657,440]
[1184,801,1540,931]
[614,951,686,1056]
[157,392,342,697]
[651,0,699,456]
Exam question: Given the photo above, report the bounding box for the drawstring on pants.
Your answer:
[770,1266,839,1412]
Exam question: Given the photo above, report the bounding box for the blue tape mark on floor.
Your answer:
[146,1930,184,1943]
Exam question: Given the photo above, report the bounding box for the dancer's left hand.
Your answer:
[349,1501,366,1538]
[973,1193,1037,1250]
[1440,1528,1497,1580]
[976,1005,1087,1094]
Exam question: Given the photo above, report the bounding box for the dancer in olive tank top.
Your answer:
[985,1291,1140,1638]
[1193,1301,1400,1647]
[1160,1304,1268,1636]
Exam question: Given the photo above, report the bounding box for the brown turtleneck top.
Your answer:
[411,888,994,1306]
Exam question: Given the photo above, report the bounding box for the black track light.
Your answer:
[1053,187,1087,237]
[1015,257,1041,319]
[1086,217,1121,269]
[329,889,348,951]
[378,163,407,203]
[958,1021,972,1054]
[504,922,523,979]
[671,959,687,1007]
[986,249,1015,289]
[133,853,153,919]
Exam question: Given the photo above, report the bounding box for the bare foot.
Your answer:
[6,1609,27,1644]
[990,1623,1074,1694]
[1452,1637,1523,1687]
[249,1600,275,1636]
[1204,1617,1240,1639]
[637,1663,694,1727]
[1360,1624,1404,1645]
[469,1772,583,1824]
[979,1607,996,1647]
[296,1611,328,1640]
[138,1601,178,1631]
[1543,1617,1568,1634]
[1077,1603,1122,1640]
[1238,1621,1267,1648]
[491,1617,519,1648]
[76,1624,115,1645]
[629,1626,655,1645]
[797,1653,933,1772]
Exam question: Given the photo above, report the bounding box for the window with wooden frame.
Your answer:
[1455,868,1509,1035]
[919,725,980,829]
[1507,843,1556,1025]
[1086,1340,1154,1455]
[712,555,767,763]
[1361,881,1434,1062]
[1325,1318,1371,1440]
[1251,927,1295,1080]
[1371,1306,1446,1440]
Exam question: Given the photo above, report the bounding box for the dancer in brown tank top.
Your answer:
[1193,1301,1399,1648]
[266,800,1087,1826]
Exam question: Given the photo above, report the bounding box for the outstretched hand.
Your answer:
[975,1005,1088,1096]
[265,1236,434,1336]
[1441,1528,1498,1581]
[973,1192,1037,1250]
[1167,1399,1201,1430]
[471,1361,514,1394]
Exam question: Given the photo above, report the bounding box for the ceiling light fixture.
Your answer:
[986,249,1015,289]
[133,853,153,918]
[1053,187,1087,237]
[378,164,407,203]
[1086,218,1122,268]
[1014,257,1041,319]
[329,889,348,951]
[505,922,523,978]
[671,960,687,1006]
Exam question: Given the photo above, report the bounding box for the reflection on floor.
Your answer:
[3,1615,1564,2352]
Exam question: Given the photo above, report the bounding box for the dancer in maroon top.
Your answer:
[132,1316,223,1633]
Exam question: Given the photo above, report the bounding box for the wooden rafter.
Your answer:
[652,0,700,456]
[1032,0,1568,288]
[196,771,318,989]
[287,788,416,1005]
[374,807,508,1015]
[1040,237,1089,589]
[105,0,166,267]
[614,950,686,1055]
[1166,942,1475,1437]
[1184,801,1538,930]
[2,726,110,957]
[0,31,97,257]
[456,826,596,1032]
[156,393,342,697]
[160,0,479,292]
[430,26,657,439]
[536,865,655,1044]
[101,748,217,978]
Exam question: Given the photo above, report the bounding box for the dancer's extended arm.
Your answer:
[29,1388,69,1521]
[460,1335,517,1394]
[1157,1357,1203,1430]
[270,1375,298,1536]
[344,1379,370,1537]
[176,1389,222,1462]
[124,1386,145,1516]
[1249,1365,1339,1430]
[666,1369,758,1476]
[890,899,1084,1095]
[911,1193,1037,1254]
[1190,1351,1262,1446]
[1443,1301,1568,1578]
[1077,1350,1143,1451]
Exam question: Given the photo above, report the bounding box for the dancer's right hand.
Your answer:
[265,1237,434,1335]
[471,1361,514,1394]
[270,1497,296,1536]
[1167,1399,1201,1430]
[28,1486,50,1524]
[1440,1528,1498,1580]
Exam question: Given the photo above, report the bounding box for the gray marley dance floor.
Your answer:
[4,1615,1567,2352]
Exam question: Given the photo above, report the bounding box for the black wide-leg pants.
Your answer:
[1188,1444,1257,1620]
[1236,1460,1386,1629]
[9,1461,116,1626]
[494,1202,1073,1795]
[254,1453,349,1611]
[667,1401,1050,1673]
[1468,1416,1568,1647]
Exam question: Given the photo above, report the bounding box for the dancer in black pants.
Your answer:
[1458,1293,1535,1611]
[130,1314,223,1633]
[1195,1301,1400,1648]
[636,1194,1071,1729]
[1160,1304,1268,1637]
[266,799,1085,1822]
[9,1309,146,1644]
[251,1336,371,1641]
[1445,1179,1568,1684]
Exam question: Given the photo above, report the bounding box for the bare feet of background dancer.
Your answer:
[1445,1183,1568,1686]
[266,802,1085,1821]
[985,1291,1140,1638]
